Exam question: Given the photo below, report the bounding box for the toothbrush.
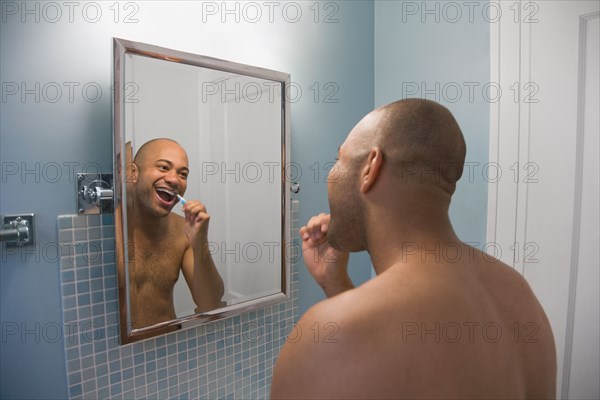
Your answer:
[177,194,186,205]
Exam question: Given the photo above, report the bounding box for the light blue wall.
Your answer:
[292,4,374,317]
[0,1,374,398]
[374,0,490,245]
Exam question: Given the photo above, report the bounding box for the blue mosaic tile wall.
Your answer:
[58,201,300,399]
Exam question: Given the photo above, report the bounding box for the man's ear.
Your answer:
[126,162,139,184]
[360,147,383,193]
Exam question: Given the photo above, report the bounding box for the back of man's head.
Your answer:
[369,99,466,194]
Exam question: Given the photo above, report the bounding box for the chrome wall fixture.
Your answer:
[77,173,114,214]
[1,214,35,248]
[291,182,300,194]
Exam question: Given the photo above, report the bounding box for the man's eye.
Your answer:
[158,165,168,171]
[180,173,188,179]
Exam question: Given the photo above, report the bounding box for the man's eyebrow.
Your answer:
[156,159,189,171]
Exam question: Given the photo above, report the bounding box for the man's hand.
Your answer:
[300,213,354,298]
[182,200,210,249]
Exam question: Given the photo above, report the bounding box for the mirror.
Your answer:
[113,38,291,343]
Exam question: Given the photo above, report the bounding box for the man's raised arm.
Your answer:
[181,200,224,312]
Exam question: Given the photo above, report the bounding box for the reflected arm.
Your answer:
[181,200,225,312]
[182,241,225,312]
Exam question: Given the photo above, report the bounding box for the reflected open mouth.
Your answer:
[155,187,177,205]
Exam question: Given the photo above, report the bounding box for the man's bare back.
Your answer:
[271,99,556,399]
[272,243,556,399]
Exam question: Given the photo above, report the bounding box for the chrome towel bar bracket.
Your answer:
[1,214,35,248]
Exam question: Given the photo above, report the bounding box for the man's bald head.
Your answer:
[133,138,187,165]
[347,99,466,194]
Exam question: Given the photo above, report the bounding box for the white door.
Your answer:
[488,1,599,398]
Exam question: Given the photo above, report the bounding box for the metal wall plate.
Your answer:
[77,173,114,214]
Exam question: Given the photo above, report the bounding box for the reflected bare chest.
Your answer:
[128,240,186,292]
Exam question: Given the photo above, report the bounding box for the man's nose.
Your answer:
[163,170,179,185]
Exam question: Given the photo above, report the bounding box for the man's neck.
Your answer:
[128,205,171,241]
[365,186,461,275]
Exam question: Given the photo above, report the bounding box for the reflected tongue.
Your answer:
[157,190,174,202]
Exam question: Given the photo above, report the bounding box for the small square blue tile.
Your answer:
[63,309,77,323]
[89,227,101,240]
[102,236,115,249]
[77,293,90,306]
[121,344,132,357]
[110,371,121,384]
[95,351,107,364]
[134,353,144,365]
[94,340,106,353]
[103,251,115,263]
[133,364,146,376]
[91,291,104,303]
[156,336,166,347]
[107,348,119,361]
[68,384,82,397]
[59,230,73,243]
[73,216,87,228]
[119,356,132,370]
[74,229,87,241]
[66,347,79,361]
[91,303,105,316]
[67,359,80,372]
[133,342,143,354]
[146,361,156,373]
[88,214,100,227]
[110,382,122,396]
[63,296,76,310]
[96,365,108,380]
[75,255,88,268]
[61,269,75,283]
[75,268,90,281]
[101,214,114,226]
[82,367,95,381]
[58,215,73,229]
[97,387,109,399]
[60,255,75,270]
[81,354,94,370]
[83,380,96,394]
[68,371,82,385]
[77,306,91,319]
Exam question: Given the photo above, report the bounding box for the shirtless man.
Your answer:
[271,99,556,399]
[125,138,224,329]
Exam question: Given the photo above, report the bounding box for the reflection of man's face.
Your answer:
[132,140,190,217]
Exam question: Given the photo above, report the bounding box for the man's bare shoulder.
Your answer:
[271,293,365,399]
[169,212,185,225]
[167,213,189,244]
[271,281,416,399]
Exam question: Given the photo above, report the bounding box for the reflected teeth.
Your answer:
[156,188,176,196]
